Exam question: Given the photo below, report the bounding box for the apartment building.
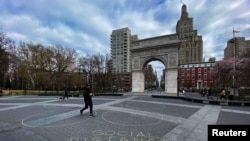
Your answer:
[110,27,136,73]
[224,37,250,59]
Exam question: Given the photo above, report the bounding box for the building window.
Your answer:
[192,75,195,80]
[204,74,207,80]
[182,75,185,80]
[204,68,207,73]
[192,81,195,87]
[198,68,201,73]
[192,69,195,74]
[198,74,201,80]
[181,69,185,74]
[186,75,190,80]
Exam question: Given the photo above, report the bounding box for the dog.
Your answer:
[59,96,64,102]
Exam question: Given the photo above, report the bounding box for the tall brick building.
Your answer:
[176,4,203,64]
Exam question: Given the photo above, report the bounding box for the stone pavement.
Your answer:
[0,94,250,141]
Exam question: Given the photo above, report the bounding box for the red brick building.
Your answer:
[178,62,215,90]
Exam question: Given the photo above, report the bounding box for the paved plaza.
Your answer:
[0,94,250,141]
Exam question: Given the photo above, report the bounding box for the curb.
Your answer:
[38,94,80,97]
[151,95,250,106]
[94,93,123,96]
[37,93,123,97]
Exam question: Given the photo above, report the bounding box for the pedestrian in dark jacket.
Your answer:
[207,88,211,99]
[80,84,94,117]
[220,90,226,100]
[63,87,69,100]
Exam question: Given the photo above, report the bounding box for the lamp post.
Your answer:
[177,59,180,97]
[23,78,26,95]
[232,27,239,96]
[233,36,236,96]
[177,77,179,97]
[82,69,87,87]
[91,72,94,92]
[78,65,82,92]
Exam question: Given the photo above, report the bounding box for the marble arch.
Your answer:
[131,34,180,94]
[141,56,166,71]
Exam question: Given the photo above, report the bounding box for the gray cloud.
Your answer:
[0,0,249,78]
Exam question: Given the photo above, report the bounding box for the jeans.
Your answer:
[81,98,93,114]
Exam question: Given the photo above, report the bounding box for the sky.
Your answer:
[0,0,250,79]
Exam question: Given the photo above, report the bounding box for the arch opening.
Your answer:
[143,59,165,93]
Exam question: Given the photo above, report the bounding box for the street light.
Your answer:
[91,72,94,92]
[232,27,239,97]
[78,65,82,91]
[23,78,26,95]
[233,36,236,96]
[177,77,179,97]
[82,69,87,86]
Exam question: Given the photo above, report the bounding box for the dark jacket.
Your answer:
[64,88,68,95]
[84,88,92,99]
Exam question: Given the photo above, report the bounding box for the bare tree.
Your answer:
[52,45,76,73]
[17,42,39,88]
[78,53,111,92]
[0,30,16,88]
[16,42,77,90]
[51,45,77,89]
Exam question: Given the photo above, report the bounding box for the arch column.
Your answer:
[132,71,144,92]
[165,68,178,94]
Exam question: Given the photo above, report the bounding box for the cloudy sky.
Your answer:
[1,0,250,79]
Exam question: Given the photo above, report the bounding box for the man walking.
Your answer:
[80,84,94,117]
[63,86,69,100]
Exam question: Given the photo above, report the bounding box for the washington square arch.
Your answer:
[111,4,203,94]
[131,34,180,94]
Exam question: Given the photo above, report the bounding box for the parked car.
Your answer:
[0,89,3,96]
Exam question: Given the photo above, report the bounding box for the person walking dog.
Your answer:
[80,84,94,117]
[63,86,69,100]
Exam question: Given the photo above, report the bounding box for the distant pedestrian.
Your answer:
[112,86,115,94]
[63,87,69,100]
[200,89,204,96]
[207,88,211,99]
[220,90,226,100]
[80,84,94,117]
